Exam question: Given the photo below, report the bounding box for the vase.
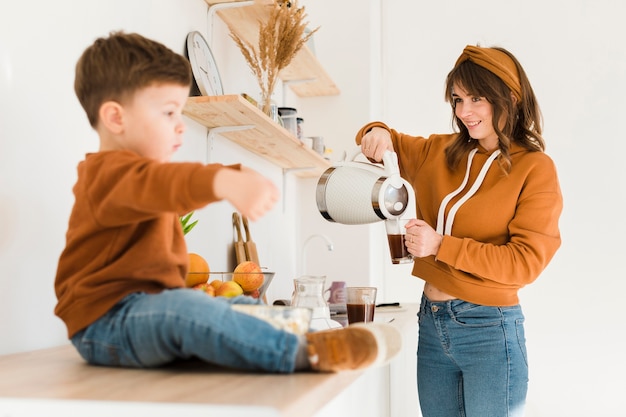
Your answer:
[259,95,279,122]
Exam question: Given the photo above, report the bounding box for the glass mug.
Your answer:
[345,287,377,324]
[385,218,413,264]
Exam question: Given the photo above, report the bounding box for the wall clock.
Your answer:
[185,31,224,96]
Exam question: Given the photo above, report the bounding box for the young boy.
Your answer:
[54,31,401,373]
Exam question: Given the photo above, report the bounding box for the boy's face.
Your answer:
[120,83,189,162]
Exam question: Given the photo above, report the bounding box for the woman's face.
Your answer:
[452,82,499,151]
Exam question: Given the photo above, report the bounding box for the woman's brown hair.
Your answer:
[444,47,544,173]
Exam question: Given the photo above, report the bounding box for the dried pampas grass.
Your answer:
[230,0,319,115]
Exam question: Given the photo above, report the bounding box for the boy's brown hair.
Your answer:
[74,31,192,128]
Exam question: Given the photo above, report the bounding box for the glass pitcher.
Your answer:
[291,275,341,331]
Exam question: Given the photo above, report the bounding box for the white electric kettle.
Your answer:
[316,148,412,225]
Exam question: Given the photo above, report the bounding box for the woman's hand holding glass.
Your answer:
[404,219,443,258]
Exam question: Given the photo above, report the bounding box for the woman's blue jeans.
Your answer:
[417,295,528,417]
[70,289,300,372]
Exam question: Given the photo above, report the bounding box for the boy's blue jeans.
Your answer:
[417,295,528,417]
[70,289,301,372]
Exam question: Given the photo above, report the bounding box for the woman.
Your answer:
[356,45,562,417]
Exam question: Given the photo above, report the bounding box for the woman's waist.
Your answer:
[414,260,521,306]
[423,282,457,302]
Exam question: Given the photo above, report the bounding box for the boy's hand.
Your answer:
[214,167,280,221]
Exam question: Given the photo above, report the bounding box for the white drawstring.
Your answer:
[436,149,477,235]
[436,149,501,235]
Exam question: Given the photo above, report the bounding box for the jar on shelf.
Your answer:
[310,136,325,156]
[296,117,304,140]
[278,107,298,138]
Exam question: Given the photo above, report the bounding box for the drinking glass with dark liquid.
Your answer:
[385,218,413,264]
[346,287,377,324]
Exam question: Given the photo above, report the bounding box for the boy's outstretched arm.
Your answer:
[213,166,280,221]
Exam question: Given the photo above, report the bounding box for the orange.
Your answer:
[185,253,210,287]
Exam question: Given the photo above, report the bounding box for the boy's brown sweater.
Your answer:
[55,150,233,337]
[356,122,562,306]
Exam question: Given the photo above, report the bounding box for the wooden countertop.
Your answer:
[0,304,418,417]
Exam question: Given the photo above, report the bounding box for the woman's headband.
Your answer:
[454,45,522,101]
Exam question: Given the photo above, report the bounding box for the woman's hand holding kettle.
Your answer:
[361,127,394,162]
[404,219,443,258]
[361,126,443,257]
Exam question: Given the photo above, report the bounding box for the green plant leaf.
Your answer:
[179,212,198,235]
[183,219,198,234]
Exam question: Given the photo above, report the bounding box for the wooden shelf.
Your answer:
[206,0,340,97]
[183,95,330,177]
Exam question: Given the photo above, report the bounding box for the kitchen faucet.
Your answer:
[300,234,334,275]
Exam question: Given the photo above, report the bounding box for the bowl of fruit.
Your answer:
[186,260,274,300]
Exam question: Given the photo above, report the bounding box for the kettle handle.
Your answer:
[346,147,398,172]
[345,147,402,186]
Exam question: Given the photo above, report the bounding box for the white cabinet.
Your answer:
[315,305,421,417]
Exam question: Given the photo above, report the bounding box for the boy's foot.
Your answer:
[305,322,402,372]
